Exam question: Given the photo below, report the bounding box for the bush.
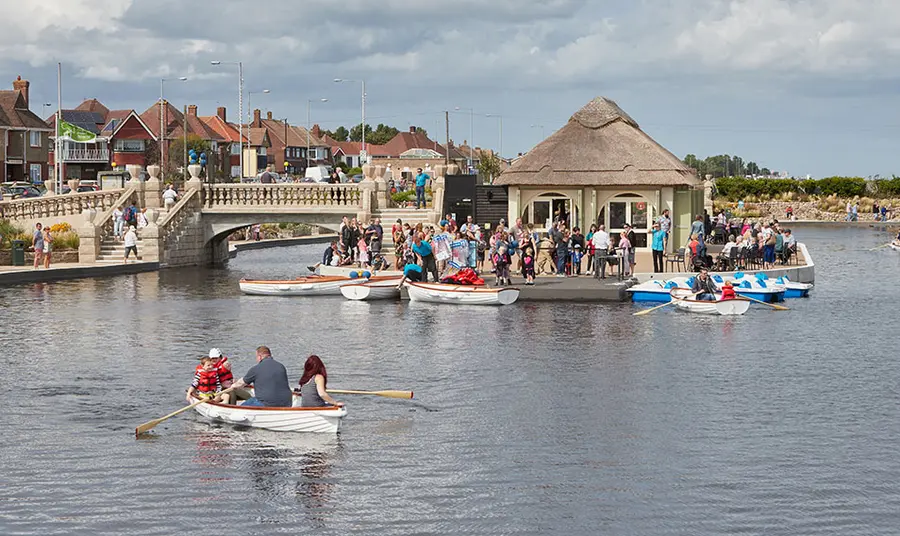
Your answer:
[49,222,73,233]
[0,219,24,249]
[391,190,415,204]
[346,167,363,176]
[51,231,80,250]
[806,177,867,198]
[714,175,870,201]
[872,177,900,197]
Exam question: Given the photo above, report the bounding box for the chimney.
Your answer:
[216,106,226,121]
[409,126,416,134]
[312,124,321,138]
[13,75,29,108]
[267,111,272,120]
[187,104,198,116]
[252,108,261,126]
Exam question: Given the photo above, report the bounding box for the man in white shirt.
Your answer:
[123,226,138,263]
[162,184,178,210]
[590,224,611,278]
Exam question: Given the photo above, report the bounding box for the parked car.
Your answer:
[61,183,100,194]
[4,185,42,199]
[304,165,331,183]
[351,174,364,183]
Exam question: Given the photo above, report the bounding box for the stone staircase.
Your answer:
[96,235,144,263]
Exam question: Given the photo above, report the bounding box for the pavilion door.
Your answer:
[606,198,651,249]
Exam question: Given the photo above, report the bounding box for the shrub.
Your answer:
[0,219,24,249]
[391,190,415,204]
[50,231,80,250]
[49,222,73,233]
[806,177,867,198]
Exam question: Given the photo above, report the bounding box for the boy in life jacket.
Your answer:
[721,280,737,300]
[186,349,233,404]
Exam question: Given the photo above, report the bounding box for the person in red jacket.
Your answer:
[186,349,233,404]
[206,348,233,389]
[721,281,737,300]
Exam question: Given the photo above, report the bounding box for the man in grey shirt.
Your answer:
[228,346,292,407]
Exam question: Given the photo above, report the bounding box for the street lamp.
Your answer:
[211,60,243,178]
[159,76,187,178]
[307,98,328,169]
[41,103,52,119]
[247,89,270,174]
[334,78,366,161]
[455,106,475,172]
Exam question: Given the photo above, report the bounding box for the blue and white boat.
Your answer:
[718,273,786,303]
[627,277,690,302]
[772,274,813,298]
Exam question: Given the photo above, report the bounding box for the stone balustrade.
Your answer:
[0,189,125,223]
[200,183,363,210]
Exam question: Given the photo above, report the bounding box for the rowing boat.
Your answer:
[890,243,900,252]
[670,288,751,315]
[239,276,364,296]
[193,398,347,433]
[773,275,813,298]
[341,276,404,300]
[715,273,785,302]
[405,281,520,305]
[627,277,690,302]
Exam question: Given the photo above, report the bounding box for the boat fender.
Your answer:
[349,271,360,279]
[739,280,753,289]
[362,270,372,278]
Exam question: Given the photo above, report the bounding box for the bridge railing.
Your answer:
[200,183,362,210]
[0,189,125,222]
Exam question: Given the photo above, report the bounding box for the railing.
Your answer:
[158,188,200,255]
[200,183,362,210]
[61,148,110,162]
[95,186,139,244]
[0,189,125,222]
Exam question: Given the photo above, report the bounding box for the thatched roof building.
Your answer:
[496,97,698,187]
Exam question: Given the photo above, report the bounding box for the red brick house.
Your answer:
[0,76,52,183]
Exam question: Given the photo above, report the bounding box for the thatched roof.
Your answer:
[495,97,698,187]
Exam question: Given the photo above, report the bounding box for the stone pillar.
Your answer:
[77,208,100,263]
[67,179,80,193]
[135,165,159,209]
[44,177,56,196]
[140,209,161,263]
[130,164,148,208]
[362,163,375,182]
[357,181,375,223]
[373,164,388,211]
[186,164,203,191]
[704,174,714,215]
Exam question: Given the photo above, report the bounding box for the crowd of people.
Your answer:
[186,346,344,409]
[322,216,387,270]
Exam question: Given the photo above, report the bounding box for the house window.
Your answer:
[230,143,241,155]
[30,164,42,183]
[114,139,145,152]
[230,165,241,178]
[210,141,218,151]
[30,131,41,147]
[258,147,267,156]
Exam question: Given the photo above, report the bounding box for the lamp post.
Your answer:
[455,106,475,173]
[247,89,270,175]
[333,78,365,161]
[211,61,242,178]
[159,76,187,179]
[307,98,327,170]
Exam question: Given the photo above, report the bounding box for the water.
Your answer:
[1,226,898,535]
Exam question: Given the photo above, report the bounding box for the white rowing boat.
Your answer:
[405,281,520,305]
[312,263,403,278]
[341,276,404,300]
[239,276,364,296]
[193,399,346,433]
[891,243,900,252]
[670,288,751,315]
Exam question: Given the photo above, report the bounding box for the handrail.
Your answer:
[200,182,362,209]
[94,186,138,243]
[158,188,199,228]
[0,188,126,222]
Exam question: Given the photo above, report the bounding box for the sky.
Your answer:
[1,0,899,178]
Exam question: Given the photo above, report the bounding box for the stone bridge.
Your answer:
[1,163,455,267]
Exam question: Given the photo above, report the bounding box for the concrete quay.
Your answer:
[0,261,159,287]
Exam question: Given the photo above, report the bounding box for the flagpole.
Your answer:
[57,62,62,193]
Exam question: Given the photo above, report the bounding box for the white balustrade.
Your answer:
[0,189,126,223]
[62,148,110,162]
[200,183,363,210]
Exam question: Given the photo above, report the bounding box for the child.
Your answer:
[493,239,511,286]
[357,236,369,268]
[186,355,232,405]
[571,243,582,276]
[721,281,736,300]
[522,246,536,285]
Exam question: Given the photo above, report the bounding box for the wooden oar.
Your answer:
[135,397,209,436]
[633,291,700,316]
[869,243,893,251]
[328,389,414,399]
[740,295,790,310]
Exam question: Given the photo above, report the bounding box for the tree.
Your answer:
[324,126,349,141]
[168,135,212,178]
[746,161,760,176]
[414,126,428,138]
[349,124,373,143]
[476,150,502,183]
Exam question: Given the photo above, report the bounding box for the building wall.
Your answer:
[0,128,6,161]
[7,130,25,159]
[112,152,146,167]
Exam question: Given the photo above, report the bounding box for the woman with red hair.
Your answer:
[298,355,343,408]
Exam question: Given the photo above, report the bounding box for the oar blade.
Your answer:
[374,390,414,399]
[135,419,162,436]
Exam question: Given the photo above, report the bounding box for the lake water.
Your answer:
[1,225,898,535]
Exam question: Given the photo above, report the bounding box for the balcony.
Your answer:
[61,148,110,162]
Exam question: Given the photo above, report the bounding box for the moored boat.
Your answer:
[891,243,900,252]
[193,399,347,433]
[239,276,364,296]
[773,275,813,298]
[627,277,690,302]
[312,264,403,278]
[714,273,785,303]
[405,282,520,306]
[670,288,751,315]
[341,276,404,301]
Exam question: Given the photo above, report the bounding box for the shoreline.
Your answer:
[227,235,337,258]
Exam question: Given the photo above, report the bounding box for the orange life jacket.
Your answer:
[193,368,221,393]
[722,286,736,300]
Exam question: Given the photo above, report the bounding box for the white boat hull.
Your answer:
[405,282,520,305]
[674,297,751,315]
[891,244,900,252]
[313,264,403,277]
[194,400,346,433]
[239,277,363,296]
[341,277,403,300]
